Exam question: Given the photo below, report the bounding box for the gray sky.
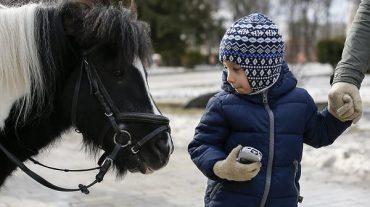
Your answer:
[331,0,348,23]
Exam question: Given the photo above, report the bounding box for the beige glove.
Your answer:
[213,145,261,181]
[328,82,362,123]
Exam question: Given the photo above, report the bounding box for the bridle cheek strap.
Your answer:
[71,61,84,129]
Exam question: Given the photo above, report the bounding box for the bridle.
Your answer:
[72,57,171,155]
[0,57,172,194]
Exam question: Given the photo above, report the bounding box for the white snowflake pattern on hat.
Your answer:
[219,13,284,94]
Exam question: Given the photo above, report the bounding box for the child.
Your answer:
[188,13,351,207]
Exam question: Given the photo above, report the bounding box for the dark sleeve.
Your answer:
[333,0,370,88]
[303,93,352,148]
[188,96,229,182]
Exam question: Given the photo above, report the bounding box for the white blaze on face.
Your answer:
[133,58,161,115]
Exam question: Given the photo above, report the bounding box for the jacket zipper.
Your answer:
[260,91,275,207]
[210,182,222,200]
[293,160,303,203]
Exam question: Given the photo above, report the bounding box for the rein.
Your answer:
[0,58,171,194]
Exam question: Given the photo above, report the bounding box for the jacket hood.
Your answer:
[221,62,297,104]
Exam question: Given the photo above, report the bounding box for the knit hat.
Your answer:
[219,13,284,94]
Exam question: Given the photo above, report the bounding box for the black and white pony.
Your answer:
[0,0,173,191]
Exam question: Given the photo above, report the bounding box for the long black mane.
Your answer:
[81,5,152,65]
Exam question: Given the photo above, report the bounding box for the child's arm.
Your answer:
[188,95,261,181]
[304,93,352,148]
[188,96,229,181]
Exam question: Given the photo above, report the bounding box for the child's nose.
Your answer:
[227,73,235,83]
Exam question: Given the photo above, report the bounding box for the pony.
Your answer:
[0,0,173,191]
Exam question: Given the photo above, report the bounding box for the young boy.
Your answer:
[188,13,351,207]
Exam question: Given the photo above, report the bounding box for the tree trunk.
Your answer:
[347,0,361,35]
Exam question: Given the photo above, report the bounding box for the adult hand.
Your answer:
[328,82,362,123]
[213,145,261,181]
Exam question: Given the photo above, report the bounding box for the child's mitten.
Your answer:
[213,145,261,181]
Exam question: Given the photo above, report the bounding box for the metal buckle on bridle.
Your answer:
[102,157,113,166]
[83,59,89,65]
[113,130,132,148]
[130,145,140,154]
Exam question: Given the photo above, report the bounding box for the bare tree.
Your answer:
[347,0,361,34]
[230,0,270,20]
[278,0,335,62]
[323,0,332,38]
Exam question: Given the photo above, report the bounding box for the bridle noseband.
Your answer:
[0,57,172,194]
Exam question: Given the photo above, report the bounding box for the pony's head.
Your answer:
[58,1,173,175]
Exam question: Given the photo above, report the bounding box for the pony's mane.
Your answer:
[0,4,44,128]
[0,1,153,129]
[82,5,152,66]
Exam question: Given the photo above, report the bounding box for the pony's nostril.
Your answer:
[155,138,171,155]
[153,131,173,155]
[167,134,174,154]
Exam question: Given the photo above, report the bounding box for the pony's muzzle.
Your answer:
[147,131,173,170]
[155,131,173,155]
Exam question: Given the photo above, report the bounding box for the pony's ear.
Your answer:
[129,0,137,20]
[61,0,111,38]
[61,2,89,37]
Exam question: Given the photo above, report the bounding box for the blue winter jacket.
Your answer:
[188,63,351,207]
